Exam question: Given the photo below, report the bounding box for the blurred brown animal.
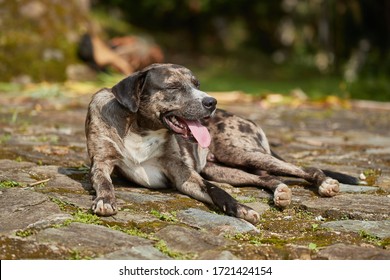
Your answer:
[78,34,164,75]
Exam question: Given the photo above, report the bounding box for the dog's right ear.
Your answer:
[111,71,146,113]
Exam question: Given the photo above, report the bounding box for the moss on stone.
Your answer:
[0,0,89,82]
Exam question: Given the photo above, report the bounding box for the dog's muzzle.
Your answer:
[161,96,217,148]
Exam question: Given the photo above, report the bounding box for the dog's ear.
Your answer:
[111,71,147,113]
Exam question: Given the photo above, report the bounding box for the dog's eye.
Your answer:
[192,79,200,88]
[165,82,181,90]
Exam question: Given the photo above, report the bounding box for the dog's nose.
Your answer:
[202,97,217,110]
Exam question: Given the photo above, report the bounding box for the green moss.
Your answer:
[15,229,34,238]
[359,230,383,246]
[380,238,390,248]
[0,236,70,259]
[0,0,88,82]
[0,180,22,189]
[150,209,178,222]
[71,210,102,225]
[235,195,257,203]
[234,206,379,255]
[15,156,23,162]
[68,250,93,260]
[49,197,71,212]
[107,224,151,240]
[308,242,318,252]
[362,169,382,186]
[154,240,193,259]
[0,133,12,144]
[226,232,288,247]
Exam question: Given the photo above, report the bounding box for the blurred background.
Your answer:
[0,0,389,101]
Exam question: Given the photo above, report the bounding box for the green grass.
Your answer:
[0,53,387,101]
[201,74,344,98]
[188,55,389,101]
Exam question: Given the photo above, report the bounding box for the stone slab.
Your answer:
[98,245,170,260]
[339,184,379,193]
[177,208,259,234]
[317,243,390,260]
[116,191,174,204]
[0,188,62,233]
[301,193,390,220]
[321,220,390,239]
[0,159,36,171]
[155,225,228,255]
[34,222,154,257]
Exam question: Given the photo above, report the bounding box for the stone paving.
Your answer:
[0,91,389,259]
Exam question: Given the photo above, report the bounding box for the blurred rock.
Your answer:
[0,0,89,82]
[66,64,97,81]
[19,1,47,19]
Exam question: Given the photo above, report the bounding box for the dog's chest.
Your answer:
[121,129,168,188]
[124,129,167,163]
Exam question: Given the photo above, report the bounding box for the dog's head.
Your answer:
[111,63,217,148]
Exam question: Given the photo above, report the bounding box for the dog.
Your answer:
[85,63,360,225]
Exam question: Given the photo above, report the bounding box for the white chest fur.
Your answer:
[124,129,167,163]
[120,129,168,188]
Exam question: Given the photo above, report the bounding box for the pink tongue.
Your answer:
[184,120,211,148]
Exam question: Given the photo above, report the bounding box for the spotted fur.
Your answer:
[86,63,360,224]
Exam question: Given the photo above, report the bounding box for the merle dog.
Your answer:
[85,63,360,224]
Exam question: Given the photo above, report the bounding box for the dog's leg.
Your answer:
[207,111,339,197]
[203,179,260,224]
[212,149,339,197]
[202,162,292,207]
[167,164,260,224]
[89,159,117,216]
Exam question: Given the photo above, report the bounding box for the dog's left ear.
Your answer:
[112,71,147,113]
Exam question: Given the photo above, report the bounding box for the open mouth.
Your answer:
[162,114,211,148]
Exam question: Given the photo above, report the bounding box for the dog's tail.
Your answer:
[321,169,361,185]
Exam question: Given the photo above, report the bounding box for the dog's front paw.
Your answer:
[235,204,260,225]
[273,183,292,208]
[92,196,117,216]
[318,177,339,197]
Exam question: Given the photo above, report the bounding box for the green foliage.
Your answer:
[0,180,22,189]
[308,242,318,252]
[15,229,34,237]
[150,209,178,222]
[311,223,319,232]
[0,83,22,92]
[0,134,12,144]
[91,0,389,101]
[350,78,390,101]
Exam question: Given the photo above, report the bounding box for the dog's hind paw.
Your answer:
[318,177,340,197]
[92,197,117,216]
[235,204,260,225]
[273,183,292,208]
